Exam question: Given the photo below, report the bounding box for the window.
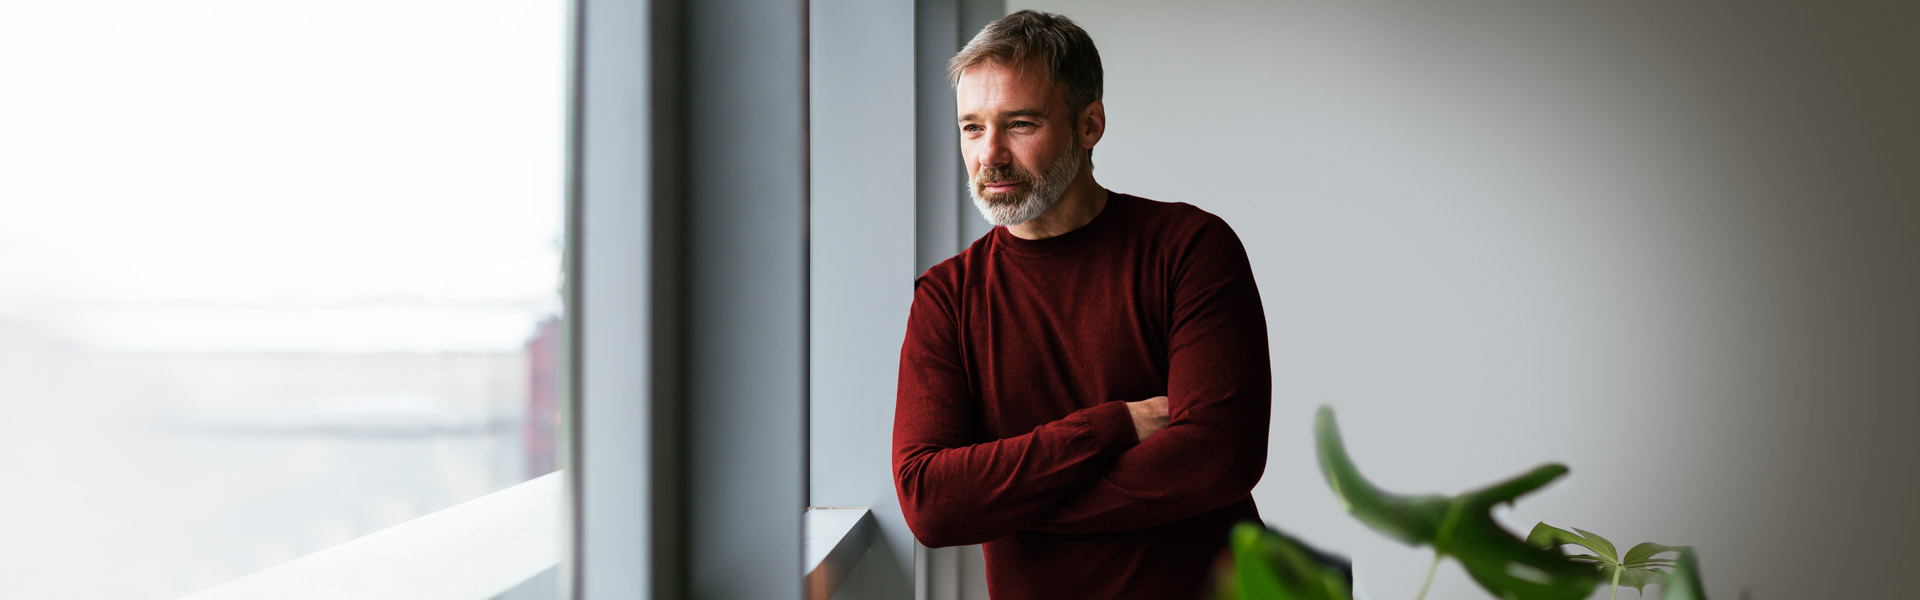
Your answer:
[0,3,569,598]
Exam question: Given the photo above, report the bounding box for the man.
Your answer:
[892,10,1273,600]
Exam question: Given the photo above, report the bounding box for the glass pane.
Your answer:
[0,2,569,598]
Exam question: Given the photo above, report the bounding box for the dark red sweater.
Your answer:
[893,192,1272,600]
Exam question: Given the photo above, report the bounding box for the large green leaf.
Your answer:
[1570,528,1618,563]
[1315,406,1603,600]
[1216,521,1353,600]
[1624,542,1687,567]
[1527,523,1614,562]
[1527,522,1688,596]
[1314,407,1451,545]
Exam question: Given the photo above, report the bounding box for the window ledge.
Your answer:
[805,507,875,599]
[182,471,565,600]
[181,476,873,599]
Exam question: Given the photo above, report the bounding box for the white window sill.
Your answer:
[182,471,565,600]
[179,475,876,599]
[805,507,875,599]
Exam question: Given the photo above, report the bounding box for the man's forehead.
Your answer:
[955,60,1062,118]
[957,60,1055,91]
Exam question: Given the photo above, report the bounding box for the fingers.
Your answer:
[1147,396,1169,419]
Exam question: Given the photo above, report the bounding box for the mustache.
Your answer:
[974,166,1033,185]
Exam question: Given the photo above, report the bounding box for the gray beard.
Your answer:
[969,144,1084,227]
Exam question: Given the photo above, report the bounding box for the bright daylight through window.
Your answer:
[0,2,568,598]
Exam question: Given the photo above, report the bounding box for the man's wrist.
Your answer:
[1083,401,1139,452]
[1126,401,1150,440]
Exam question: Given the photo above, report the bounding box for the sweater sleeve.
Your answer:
[892,271,1140,548]
[1028,217,1273,535]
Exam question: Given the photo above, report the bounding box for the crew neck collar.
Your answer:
[994,190,1128,257]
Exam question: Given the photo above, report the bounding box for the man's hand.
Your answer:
[1126,396,1170,441]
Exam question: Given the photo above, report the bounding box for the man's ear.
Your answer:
[1078,99,1106,150]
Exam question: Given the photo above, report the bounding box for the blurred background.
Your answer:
[0,1,566,598]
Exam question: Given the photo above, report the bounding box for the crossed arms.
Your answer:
[891,221,1271,547]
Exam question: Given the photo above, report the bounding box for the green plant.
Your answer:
[1224,406,1733,599]
[1214,521,1354,600]
[1315,406,1604,600]
[1526,523,1685,599]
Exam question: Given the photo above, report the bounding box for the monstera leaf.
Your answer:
[1527,523,1686,599]
[1215,521,1354,600]
[1315,406,1603,600]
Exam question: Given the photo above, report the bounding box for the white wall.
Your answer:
[1006,1,1920,598]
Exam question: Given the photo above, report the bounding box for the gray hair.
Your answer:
[948,10,1104,122]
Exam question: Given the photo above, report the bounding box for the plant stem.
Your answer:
[1414,553,1441,600]
[1610,565,1623,600]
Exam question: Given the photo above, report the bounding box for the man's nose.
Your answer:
[977,128,1011,169]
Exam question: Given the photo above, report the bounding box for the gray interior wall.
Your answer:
[809,1,919,599]
[999,1,1920,598]
[681,0,812,597]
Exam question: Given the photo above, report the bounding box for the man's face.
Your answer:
[956,60,1084,226]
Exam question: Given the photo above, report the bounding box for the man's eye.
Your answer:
[1010,121,1035,129]
[961,124,982,133]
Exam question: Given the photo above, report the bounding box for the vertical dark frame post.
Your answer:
[570,0,808,598]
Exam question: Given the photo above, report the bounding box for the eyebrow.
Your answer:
[957,108,1048,123]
